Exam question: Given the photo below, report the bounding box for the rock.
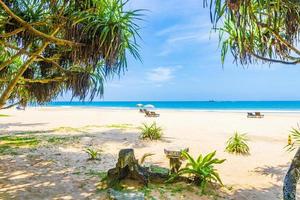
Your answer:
[107,188,145,200]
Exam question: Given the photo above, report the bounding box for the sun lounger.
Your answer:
[145,110,160,117]
[247,112,264,118]
[255,112,264,118]
[247,112,255,118]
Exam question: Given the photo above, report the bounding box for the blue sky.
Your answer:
[65,0,300,101]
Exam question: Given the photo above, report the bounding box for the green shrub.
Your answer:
[286,126,300,152]
[225,131,250,155]
[139,122,163,140]
[169,151,225,193]
[84,148,101,160]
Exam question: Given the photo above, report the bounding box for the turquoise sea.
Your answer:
[42,101,300,111]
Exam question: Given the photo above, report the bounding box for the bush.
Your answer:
[286,126,300,152]
[225,131,250,155]
[169,151,225,192]
[139,122,163,140]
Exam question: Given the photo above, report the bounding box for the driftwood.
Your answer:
[107,149,169,188]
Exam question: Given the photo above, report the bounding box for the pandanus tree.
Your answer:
[205,0,300,199]
[0,0,141,108]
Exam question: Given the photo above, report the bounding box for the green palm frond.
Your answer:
[285,125,300,152]
[174,151,225,193]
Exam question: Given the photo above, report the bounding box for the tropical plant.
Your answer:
[139,122,163,140]
[0,0,142,109]
[84,147,101,160]
[206,0,300,66]
[169,151,225,193]
[285,126,300,152]
[225,131,250,155]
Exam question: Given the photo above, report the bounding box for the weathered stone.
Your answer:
[164,146,189,173]
[107,188,145,200]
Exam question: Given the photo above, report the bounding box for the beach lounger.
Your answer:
[247,112,264,118]
[150,111,160,117]
[145,110,160,117]
[255,112,264,118]
[247,112,255,118]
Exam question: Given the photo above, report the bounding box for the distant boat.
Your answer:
[209,100,216,102]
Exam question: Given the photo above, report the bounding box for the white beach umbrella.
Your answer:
[144,104,155,109]
[136,104,144,107]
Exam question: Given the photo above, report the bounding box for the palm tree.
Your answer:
[0,0,142,108]
[206,0,300,199]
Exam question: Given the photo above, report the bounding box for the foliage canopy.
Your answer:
[0,0,141,107]
[206,0,300,65]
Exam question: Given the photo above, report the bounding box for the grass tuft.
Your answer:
[139,122,163,140]
[84,147,101,160]
[225,131,250,155]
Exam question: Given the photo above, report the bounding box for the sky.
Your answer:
[65,0,300,101]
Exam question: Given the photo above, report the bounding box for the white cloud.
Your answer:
[156,19,218,56]
[147,67,176,83]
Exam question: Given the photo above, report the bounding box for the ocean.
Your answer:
[41,101,300,111]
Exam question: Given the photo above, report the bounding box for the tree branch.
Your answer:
[251,15,300,56]
[250,52,300,65]
[0,0,82,47]
[0,43,31,71]
[0,101,20,109]
[0,27,25,38]
[0,41,67,72]
[20,77,67,83]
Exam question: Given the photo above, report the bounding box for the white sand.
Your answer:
[1,107,300,199]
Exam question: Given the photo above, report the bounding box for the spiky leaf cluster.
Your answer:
[206,0,300,65]
[0,0,141,106]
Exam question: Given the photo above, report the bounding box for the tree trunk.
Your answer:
[283,147,300,200]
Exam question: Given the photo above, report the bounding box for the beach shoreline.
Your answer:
[28,105,300,113]
[1,106,299,199]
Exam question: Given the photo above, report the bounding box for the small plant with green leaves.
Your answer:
[139,122,163,140]
[286,125,300,152]
[225,131,250,155]
[84,147,101,160]
[169,151,225,193]
[139,153,155,165]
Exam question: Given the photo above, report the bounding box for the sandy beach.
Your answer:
[0,107,299,199]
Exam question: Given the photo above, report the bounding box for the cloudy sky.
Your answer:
[67,0,300,101]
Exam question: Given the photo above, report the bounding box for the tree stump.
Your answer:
[107,149,149,188]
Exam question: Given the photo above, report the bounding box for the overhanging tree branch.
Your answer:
[251,52,300,65]
[0,0,82,47]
